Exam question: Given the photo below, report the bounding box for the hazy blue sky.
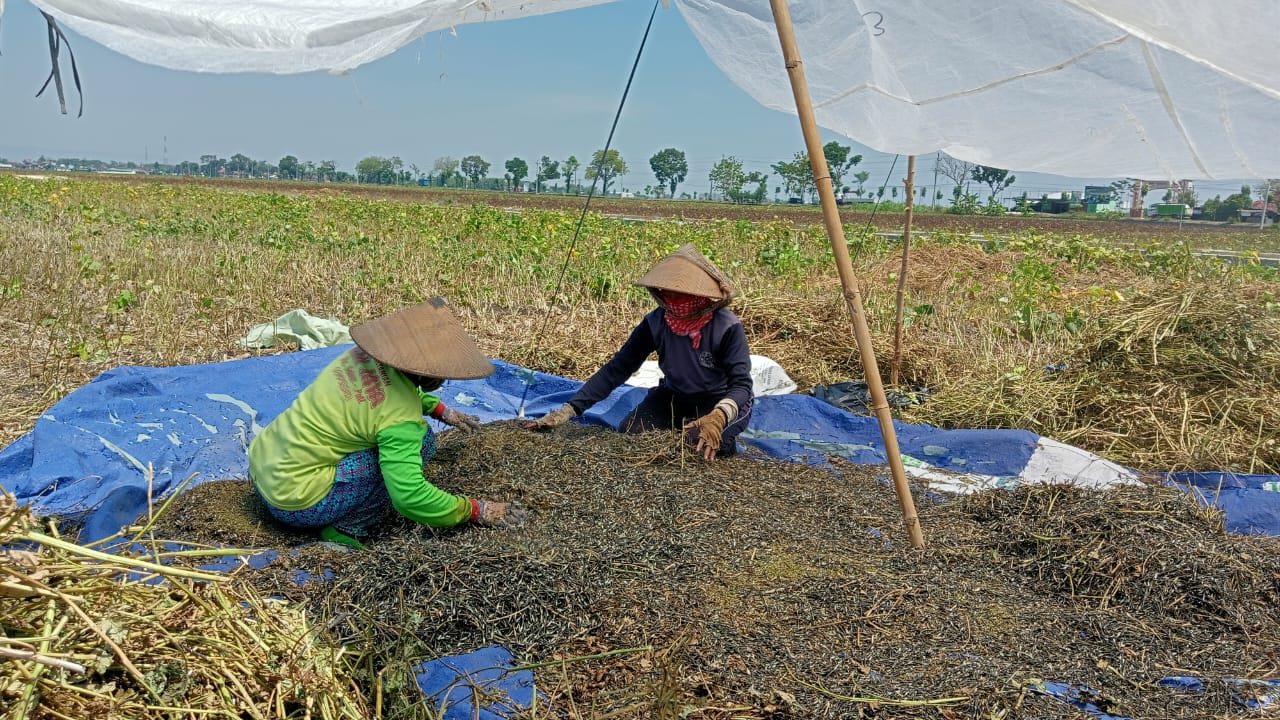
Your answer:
[0,0,1258,202]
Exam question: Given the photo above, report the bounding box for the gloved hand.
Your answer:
[684,408,727,460]
[440,407,482,433]
[523,402,576,431]
[472,500,528,530]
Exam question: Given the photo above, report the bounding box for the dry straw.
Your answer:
[0,489,368,719]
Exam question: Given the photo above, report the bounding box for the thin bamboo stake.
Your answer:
[891,155,916,386]
[768,0,924,548]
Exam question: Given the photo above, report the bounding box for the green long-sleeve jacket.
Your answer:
[248,346,473,527]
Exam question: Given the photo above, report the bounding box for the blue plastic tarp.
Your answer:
[414,646,537,719]
[1,345,1278,545]
[1166,471,1280,535]
[1033,681,1129,720]
[744,395,1038,476]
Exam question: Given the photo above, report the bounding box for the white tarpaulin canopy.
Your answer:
[13,0,1280,178]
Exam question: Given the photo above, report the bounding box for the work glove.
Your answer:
[523,402,576,431]
[684,408,728,461]
[440,407,482,433]
[472,499,528,530]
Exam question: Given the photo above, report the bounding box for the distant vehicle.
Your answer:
[787,196,804,204]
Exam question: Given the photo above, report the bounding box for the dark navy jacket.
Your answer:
[568,307,753,414]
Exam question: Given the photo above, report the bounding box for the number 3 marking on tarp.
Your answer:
[862,11,885,36]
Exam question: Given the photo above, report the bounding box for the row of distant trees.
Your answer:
[0,148,1009,204]
[398,141,874,203]
[179,154,344,182]
[2,147,1029,206]
[0,154,338,180]
[33,143,873,203]
[406,143,1024,207]
[14,150,1276,218]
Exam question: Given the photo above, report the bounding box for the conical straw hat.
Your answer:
[349,298,494,380]
[634,244,738,301]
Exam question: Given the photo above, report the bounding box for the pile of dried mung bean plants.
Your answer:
[152,423,1280,719]
[0,489,368,720]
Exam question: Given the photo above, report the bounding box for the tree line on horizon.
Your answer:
[7,149,1276,219]
[4,142,902,203]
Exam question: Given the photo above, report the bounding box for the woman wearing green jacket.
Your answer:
[248,298,524,549]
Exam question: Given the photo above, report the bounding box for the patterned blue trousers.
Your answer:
[256,430,437,537]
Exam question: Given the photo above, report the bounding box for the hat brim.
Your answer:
[635,244,738,301]
[349,298,494,380]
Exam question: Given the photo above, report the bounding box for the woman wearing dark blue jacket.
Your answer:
[527,244,753,460]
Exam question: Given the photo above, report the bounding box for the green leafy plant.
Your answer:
[108,289,137,313]
[0,278,23,298]
[1004,256,1061,340]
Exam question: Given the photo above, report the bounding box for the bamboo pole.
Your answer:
[891,155,916,386]
[768,0,924,549]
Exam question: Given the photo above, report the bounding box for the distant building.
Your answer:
[1128,178,1194,217]
[1082,186,1119,212]
[1153,203,1192,218]
[1240,200,1278,225]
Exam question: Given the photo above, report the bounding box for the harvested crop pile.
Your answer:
[151,477,314,549]
[1070,281,1280,473]
[0,491,367,719]
[162,423,1280,719]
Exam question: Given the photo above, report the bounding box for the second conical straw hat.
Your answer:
[634,243,737,301]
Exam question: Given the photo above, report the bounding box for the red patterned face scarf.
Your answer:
[659,291,715,349]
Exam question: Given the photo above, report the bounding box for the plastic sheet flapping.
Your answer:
[13,0,1280,178]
